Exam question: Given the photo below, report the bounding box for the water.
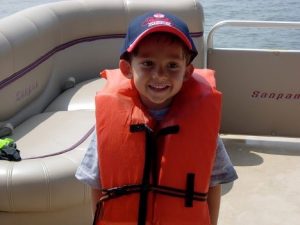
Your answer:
[201,0,300,49]
[0,0,65,18]
[1,0,300,50]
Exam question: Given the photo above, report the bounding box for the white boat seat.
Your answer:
[0,110,95,224]
[0,0,205,128]
[45,78,106,112]
[0,0,205,224]
[0,110,95,211]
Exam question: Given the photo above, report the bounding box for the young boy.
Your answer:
[76,11,237,225]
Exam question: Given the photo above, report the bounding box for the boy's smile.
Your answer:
[123,35,194,110]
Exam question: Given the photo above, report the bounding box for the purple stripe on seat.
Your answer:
[191,32,204,37]
[0,32,203,90]
[0,34,125,90]
[22,125,95,160]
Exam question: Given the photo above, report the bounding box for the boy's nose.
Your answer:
[153,67,166,78]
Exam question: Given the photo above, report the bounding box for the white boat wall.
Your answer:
[0,0,299,225]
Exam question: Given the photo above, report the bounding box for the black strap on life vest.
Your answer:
[131,124,203,225]
[185,173,196,207]
[130,124,154,225]
[100,183,208,202]
[93,123,206,225]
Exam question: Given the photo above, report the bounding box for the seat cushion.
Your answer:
[45,78,106,112]
[0,110,94,212]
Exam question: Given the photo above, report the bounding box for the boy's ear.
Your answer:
[184,64,194,81]
[119,59,133,79]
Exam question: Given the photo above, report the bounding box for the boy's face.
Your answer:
[120,35,194,110]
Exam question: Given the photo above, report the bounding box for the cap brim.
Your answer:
[127,26,193,53]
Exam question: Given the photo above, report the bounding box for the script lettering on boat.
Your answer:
[251,90,300,100]
[15,80,39,101]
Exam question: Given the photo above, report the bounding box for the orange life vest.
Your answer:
[95,68,222,225]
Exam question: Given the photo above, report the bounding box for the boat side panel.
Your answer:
[208,48,300,137]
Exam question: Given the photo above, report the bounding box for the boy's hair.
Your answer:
[120,12,198,64]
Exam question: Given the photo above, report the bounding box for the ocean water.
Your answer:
[1,0,300,49]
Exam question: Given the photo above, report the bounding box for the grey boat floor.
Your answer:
[219,135,300,225]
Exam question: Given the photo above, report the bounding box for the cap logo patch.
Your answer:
[153,13,165,18]
[143,13,172,27]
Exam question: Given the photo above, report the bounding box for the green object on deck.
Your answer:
[0,137,21,161]
[0,138,15,150]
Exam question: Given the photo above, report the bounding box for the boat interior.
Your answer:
[0,0,299,224]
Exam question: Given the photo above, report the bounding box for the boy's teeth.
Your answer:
[150,84,168,89]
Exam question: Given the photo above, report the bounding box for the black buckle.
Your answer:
[101,184,142,200]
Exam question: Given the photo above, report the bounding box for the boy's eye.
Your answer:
[141,61,153,67]
[168,62,179,69]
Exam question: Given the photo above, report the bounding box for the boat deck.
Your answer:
[1,1,300,225]
[219,135,300,225]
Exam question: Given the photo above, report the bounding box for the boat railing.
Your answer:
[207,20,300,49]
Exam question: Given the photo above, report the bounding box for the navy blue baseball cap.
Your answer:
[120,11,198,63]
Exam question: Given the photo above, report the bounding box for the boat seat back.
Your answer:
[208,49,300,137]
[0,0,205,130]
[0,1,205,225]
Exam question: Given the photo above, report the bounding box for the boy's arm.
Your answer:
[92,188,102,213]
[207,184,221,225]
